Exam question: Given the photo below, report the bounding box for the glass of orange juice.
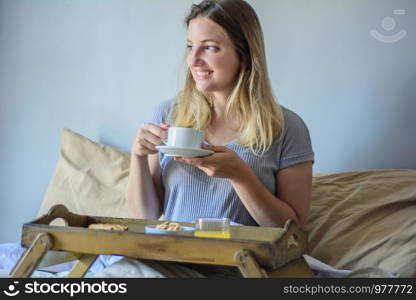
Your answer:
[194,218,231,239]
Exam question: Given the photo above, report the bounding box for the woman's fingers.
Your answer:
[133,123,168,156]
[175,157,206,167]
[143,123,168,139]
[137,128,162,146]
[160,123,170,130]
[202,144,227,152]
[137,134,159,152]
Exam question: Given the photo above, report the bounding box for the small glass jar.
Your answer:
[194,218,231,239]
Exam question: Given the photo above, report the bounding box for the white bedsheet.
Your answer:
[0,241,123,278]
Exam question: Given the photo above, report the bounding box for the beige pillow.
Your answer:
[38,128,132,218]
[307,169,416,277]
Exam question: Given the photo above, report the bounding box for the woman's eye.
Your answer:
[186,45,219,52]
[205,45,219,51]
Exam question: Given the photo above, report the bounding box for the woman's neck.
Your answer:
[208,94,240,132]
[210,91,230,119]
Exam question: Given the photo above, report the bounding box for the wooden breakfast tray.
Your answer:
[10,205,313,278]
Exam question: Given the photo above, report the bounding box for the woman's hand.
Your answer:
[175,144,249,180]
[132,123,169,157]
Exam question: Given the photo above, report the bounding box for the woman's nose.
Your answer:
[188,48,204,66]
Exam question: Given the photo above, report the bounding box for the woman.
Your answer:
[126,0,314,230]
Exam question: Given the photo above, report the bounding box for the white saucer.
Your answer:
[156,146,213,158]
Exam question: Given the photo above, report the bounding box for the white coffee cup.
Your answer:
[163,127,204,149]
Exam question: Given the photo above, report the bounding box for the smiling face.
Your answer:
[186,17,241,99]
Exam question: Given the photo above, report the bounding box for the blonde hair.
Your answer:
[170,0,284,155]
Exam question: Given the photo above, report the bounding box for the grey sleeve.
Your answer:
[279,108,315,169]
[145,99,173,125]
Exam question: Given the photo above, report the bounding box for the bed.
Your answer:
[1,128,415,277]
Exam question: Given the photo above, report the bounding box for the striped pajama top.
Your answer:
[147,99,314,226]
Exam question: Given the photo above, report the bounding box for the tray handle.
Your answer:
[40,204,89,227]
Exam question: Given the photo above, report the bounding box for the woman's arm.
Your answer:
[126,153,164,219]
[231,161,312,228]
[176,145,312,228]
[125,123,167,219]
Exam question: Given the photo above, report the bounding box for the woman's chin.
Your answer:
[195,85,213,94]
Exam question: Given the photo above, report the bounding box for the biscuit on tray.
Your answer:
[155,221,182,231]
[88,223,128,231]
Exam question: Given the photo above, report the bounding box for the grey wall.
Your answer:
[0,0,415,243]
